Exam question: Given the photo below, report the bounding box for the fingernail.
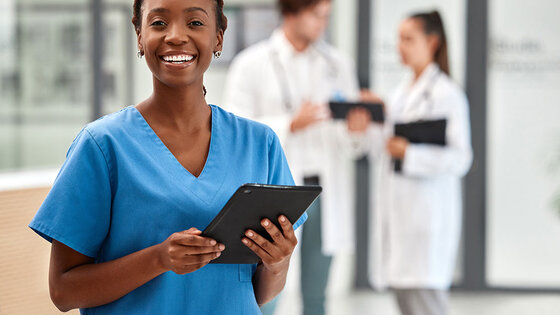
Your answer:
[280,216,286,222]
[219,244,225,250]
[216,252,221,258]
[242,238,248,244]
[247,231,254,237]
[210,240,217,245]
[263,220,269,227]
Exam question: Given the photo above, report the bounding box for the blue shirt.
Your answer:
[29,105,307,314]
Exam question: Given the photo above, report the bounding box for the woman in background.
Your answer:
[350,10,473,315]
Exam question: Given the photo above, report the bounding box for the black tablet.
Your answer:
[393,119,447,172]
[329,101,385,122]
[202,184,322,264]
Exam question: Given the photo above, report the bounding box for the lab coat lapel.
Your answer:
[398,63,439,122]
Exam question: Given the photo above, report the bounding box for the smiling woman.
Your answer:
[27,0,306,313]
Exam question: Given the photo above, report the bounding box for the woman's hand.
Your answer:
[346,107,371,133]
[242,215,297,274]
[386,136,409,159]
[157,228,225,275]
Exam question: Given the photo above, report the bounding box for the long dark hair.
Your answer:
[410,10,449,75]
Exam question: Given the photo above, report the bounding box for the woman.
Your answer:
[28,0,305,313]
[350,10,473,315]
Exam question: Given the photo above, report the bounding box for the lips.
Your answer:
[160,54,195,63]
[159,51,197,66]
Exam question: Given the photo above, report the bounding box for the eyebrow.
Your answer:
[148,7,209,17]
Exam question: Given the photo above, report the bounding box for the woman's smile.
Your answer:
[159,51,198,70]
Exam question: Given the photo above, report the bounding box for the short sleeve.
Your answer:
[29,128,112,258]
[266,130,308,230]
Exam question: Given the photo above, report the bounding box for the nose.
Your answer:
[165,23,187,45]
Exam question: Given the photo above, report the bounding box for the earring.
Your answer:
[213,51,222,59]
[137,51,143,59]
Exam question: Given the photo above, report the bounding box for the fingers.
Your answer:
[172,251,221,274]
[242,215,298,262]
[182,251,222,265]
[174,230,218,247]
[347,108,371,132]
[277,215,297,245]
[242,232,273,261]
[181,244,225,255]
[261,218,285,245]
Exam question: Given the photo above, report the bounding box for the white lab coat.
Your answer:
[361,64,473,289]
[223,29,361,255]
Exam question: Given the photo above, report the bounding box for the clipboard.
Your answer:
[329,101,385,122]
[393,119,447,172]
[202,184,322,264]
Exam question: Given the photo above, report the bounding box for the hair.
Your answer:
[409,10,449,76]
[278,0,330,16]
[131,0,228,96]
[131,0,228,34]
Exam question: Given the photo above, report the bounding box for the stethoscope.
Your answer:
[269,43,339,112]
[400,67,442,118]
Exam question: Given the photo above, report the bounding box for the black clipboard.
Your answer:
[202,184,322,264]
[329,101,385,122]
[393,119,447,172]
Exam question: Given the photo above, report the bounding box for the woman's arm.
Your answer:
[49,228,224,311]
[244,216,298,305]
[398,93,473,178]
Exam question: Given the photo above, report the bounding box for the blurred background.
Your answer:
[1,0,559,314]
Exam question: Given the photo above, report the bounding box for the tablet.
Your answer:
[202,184,322,264]
[329,101,385,122]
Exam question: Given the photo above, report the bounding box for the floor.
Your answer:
[274,290,560,315]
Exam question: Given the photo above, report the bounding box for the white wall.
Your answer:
[486,0,560,288]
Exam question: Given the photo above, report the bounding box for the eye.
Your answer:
[189,20,204,27]
[150,20,166,27]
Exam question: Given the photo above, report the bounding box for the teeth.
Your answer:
[162,55,194,63]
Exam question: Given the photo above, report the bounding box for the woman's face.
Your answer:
[398,18,435,70]
[137,0,223,89]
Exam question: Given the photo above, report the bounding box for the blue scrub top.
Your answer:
[29,105,307,314]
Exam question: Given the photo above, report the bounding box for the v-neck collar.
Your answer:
[130,105,227,204]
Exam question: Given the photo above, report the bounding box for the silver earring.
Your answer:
[213,51,222,59]
[137,51,143,59]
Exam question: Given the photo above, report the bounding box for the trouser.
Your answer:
[300,176,332,315]
[394,288,449,315]
[260,176,332,315]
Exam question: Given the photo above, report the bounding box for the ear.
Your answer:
[136,30,144,54]
[427,34,440,55]
[214,29,224,53]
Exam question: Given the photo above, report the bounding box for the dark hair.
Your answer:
[132,0,228,34]
[278,0,330,16]
[410,10,449,75]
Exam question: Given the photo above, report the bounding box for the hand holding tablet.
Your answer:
[202,184,322,264]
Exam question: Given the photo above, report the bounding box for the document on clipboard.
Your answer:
[393,119,447,172]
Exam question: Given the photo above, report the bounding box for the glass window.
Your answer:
[487,0,560,287]
[0,0,91,171]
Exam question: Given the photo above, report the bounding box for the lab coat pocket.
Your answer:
[239,264,253,282]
